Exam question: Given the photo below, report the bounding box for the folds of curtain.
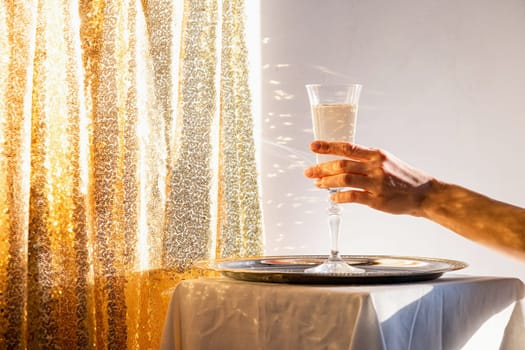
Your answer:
[0,0,262,348]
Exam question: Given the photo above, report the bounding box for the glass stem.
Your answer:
[327,189,343,261]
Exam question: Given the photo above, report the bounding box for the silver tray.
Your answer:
[198,255,467,284]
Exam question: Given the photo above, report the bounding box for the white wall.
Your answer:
[258,0,525,281]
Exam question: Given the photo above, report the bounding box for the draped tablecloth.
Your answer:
[161,276,524,350]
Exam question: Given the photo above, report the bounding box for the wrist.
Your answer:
[418,178,448,219]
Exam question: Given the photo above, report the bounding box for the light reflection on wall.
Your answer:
[260,42,331,253]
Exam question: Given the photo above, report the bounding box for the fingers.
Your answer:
[310,140,378,160]
[331,190,374,205]
[305,141,387,196]
[315,173,374,190]
[304,159,369,178]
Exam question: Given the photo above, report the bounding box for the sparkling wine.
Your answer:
[311,103,357,163]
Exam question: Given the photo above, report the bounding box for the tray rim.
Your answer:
[195,254,468,285]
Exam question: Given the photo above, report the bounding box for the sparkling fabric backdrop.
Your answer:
[0,0,263,348]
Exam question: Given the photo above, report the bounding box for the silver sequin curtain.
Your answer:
[0,0,263,348]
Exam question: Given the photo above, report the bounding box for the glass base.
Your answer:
[304,257,365,274]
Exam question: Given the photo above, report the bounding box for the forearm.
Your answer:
[421,180,525,261]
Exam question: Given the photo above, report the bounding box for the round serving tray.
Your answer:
[197,255,468,284]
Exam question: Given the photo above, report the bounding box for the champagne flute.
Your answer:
[304,84,365,274]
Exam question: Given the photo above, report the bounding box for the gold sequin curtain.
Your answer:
[0,0,263,348]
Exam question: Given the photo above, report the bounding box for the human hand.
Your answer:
[304,141,436,216]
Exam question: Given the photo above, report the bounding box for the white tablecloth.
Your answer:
[161,276,524,350]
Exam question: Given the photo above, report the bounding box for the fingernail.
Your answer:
[304,168,313,177]
[311,141,321,151]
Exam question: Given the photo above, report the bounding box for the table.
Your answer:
[161,276,524,350]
